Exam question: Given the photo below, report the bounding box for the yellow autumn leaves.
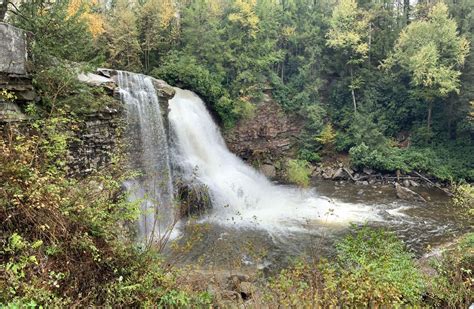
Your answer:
[67,0,104,38]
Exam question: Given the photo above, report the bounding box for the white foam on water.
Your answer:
[169,89,382,235]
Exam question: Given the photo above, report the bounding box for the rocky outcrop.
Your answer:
[395,183,427,203]
[70,69,176,177]
[0,23,36,122]
[175,178,212,218]
[224,93,302,173]
[0,23,30,75]
[67,107,124,177]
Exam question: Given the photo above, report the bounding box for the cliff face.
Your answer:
[1,64,175,178]
[0,23,35,122]
[224,93,302,177]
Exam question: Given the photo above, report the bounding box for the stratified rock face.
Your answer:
[0,23,28,75]
[0,23,35,110]
[69,69,175,178]
[67,108,124,177]
[224,93,302,165]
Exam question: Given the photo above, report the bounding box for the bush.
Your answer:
[286,159,311,187]
[335,227,425,305]
[267,227,425,307]
[152,52,252,128]
[426,233,474,308]
[349,142,473,181]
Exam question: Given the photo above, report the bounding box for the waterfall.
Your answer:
[169,89,380,235]
[116,71,174,241]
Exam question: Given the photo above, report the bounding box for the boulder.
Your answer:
[0,102,27,122]
[0,23,28,75]
[78,72,115,88]
[332,168,348,180]
[175,178,212,218]
[363,167,374,175]
[395,183,427,203]
[403,179,411,187]
[259,164,276,178]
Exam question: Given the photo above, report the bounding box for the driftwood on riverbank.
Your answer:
[313,164,454,196]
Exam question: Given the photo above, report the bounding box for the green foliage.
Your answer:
[384,3,470,129]
[286,159,311,187]
[326,0,369,65]
[426,233,474,308]
[101,0,142,72]
[452,183,474,215]
[0,89,17,102]
[349,142,473,181]
[12,0,99,66]
[152,52,255,127]
[268,227,425,307]
[335,227,425,305]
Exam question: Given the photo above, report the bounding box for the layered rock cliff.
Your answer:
[224,92,302,178]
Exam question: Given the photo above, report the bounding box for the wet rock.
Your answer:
[332,168,347,180]
[224,92,302,165]
[78,72,116,90]
[363,167,374,175]
[322,171,333,180]
[259,164,276,178]
[311,166,322,177]
[0,23,29,75]
[356,180,369,186]
[395,183,427,203]
[175,179,212,217]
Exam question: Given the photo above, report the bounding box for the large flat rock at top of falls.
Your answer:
[0,23,28,75]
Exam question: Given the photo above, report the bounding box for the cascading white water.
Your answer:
[116,71,174,240]
[169,89,380,235]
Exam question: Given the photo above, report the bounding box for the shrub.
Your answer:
[152,52,251,128]
[349,142,473,181]
[426,233,474,308]
[335,227,425,305]
[286,159,311,187]
[267,227,425,307]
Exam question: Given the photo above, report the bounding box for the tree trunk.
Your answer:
[403,0,410,25]
[0,0,9,22]
[448,100,455,139]
[427,100,433,131]
[350,66,357,114]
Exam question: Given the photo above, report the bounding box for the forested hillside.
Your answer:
[6,0,472,181]
[41,0,473,181]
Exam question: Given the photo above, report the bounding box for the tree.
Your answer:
[102,0,142,71]
[326,0,370,114]
[11,0,97,65]
[138,0,179,72]
[384,3,469,131]
[68,0,105,38]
